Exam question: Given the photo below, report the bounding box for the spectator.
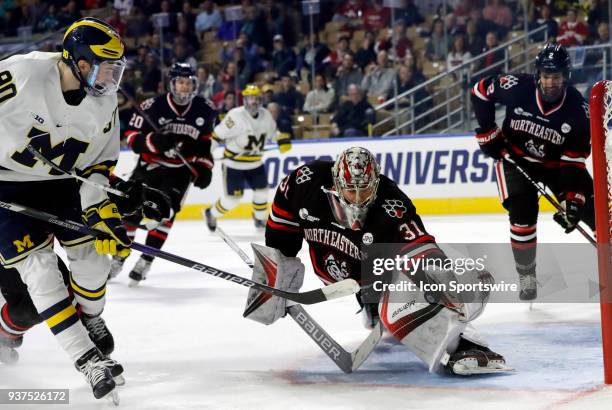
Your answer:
[296,32,330,75]
[425,19,449,62]
[221,32,260,70]
[529,4,559,42]
[388,64,431,130]
[18,2,37,28]
[107,8,127,37]
[392,20,413,60]
[362,0,389,32]
[333,52,363,100]
[447,34,472,72]
[241,5,267,50]
[158,0,178,33]
[59,1,82,26]
[3,8,20,37]
[452,0,473,28]
[196,0,222,35]
[180,1,197,30]
[331,84,374,137]
[114,0,133,17]
[557,8,588,47]
[125,6,151,39]
[36,4,61,33]
[475,31,504,79]
[271,34,296,77]
[175,16,200,54]
[588,0,609,34]
[219,91,237,117]
[267,102,294,140]
[171,39,197,69]
[132,45,150,73]
[466,18,484,57]
[333,0,365,22]
[196,66,216,100]
[355,31,376,70]
[324,35,350,72]
[261,84,275,107]
[232,47,254,89]
[304,74,335,114]
[216,18,242,41]
[141,53,162,94]
[361,50,395,101]
[482,0,513,31]
[396,0,423,27]
[211,74,235,108]
[273,75,304,115]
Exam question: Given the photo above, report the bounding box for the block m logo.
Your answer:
[11,127,89,175]
[13,234,33,253]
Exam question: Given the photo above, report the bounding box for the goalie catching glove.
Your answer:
[82,199,132,257]
[243,244,305,325]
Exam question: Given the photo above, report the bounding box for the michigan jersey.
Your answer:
[213,106,277,170]
[0,52,120,209]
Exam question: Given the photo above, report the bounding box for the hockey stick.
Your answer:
[120,88,199,178]
[502,154,596,246]
[0,200,359,305]
[25,145,127,198]
[214,224,383,373]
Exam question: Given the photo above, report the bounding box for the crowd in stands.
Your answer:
[1,0,611,137]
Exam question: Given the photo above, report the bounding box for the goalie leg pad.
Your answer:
[243,244,304,325]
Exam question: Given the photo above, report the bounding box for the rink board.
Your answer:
[116,134,558,219]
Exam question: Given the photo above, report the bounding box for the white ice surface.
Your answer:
[2,214,612,409]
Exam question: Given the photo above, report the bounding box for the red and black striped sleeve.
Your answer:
[559,98,591,199]
[265,170,303,257]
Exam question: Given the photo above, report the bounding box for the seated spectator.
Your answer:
[220,32,260,70]
[60,0,82,25]
[212,74,235,109]
[114,0,133,17]
[196,0,222,35]
[529,4,558,42]
[331,84,375,137]
[482,0,513,31]
[180,1,197,30]
[475,31,504,80]
[36,4,61,33]
[361,50,395,102]
[219,91,237,118]
[333,52,363,100]
[452,0,473,28]
[392,20,413,60]
[425,19,449,62]
[196,66,216,100]
[304,74,335,114]
[125,6,151,39]
[174,17,200,55]
[557,8,588,47]
[355,31,376,70]
[273,75,304,116]
[324,35,350,73]
[107,8,126,37]
[271,34,296,77]
[447,34,472,72]
[362,0,389,32]
[465,18,484,57]
[261,84,275,107]
[18,2,37,28]
[240,5,267,50]
[296,32,330,75]
[216,19,242,41]
[172,40,197,69]
[396,0,423,27]
[267,102,294,140]
[141,53,162,94]
[332,0,365,22]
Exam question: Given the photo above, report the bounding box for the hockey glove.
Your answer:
[142,185,173,221]
[178,137,209,158]
[553,193,585,233]
[475,126,506,160]
[108,178,144,218]
[192,157,214,189]
[277,134,292,154]
[82,199,132,257]
[145,132,175,154]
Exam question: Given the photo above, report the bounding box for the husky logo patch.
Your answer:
[499,75,518,90]
[382,200,406,218]
[295,166,313,184]
[324,253,350,281]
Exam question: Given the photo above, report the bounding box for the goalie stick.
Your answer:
[503,154,596,246]
[0,200,359,305]
[25,145,127,198]
[213,224,383,373]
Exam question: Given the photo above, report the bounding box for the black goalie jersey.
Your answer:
[265,161,442,285]
[471,73,590,194]
[125,93,217,169]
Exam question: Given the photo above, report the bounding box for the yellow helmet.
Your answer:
[62,17,126,97]
[242,84,262,97]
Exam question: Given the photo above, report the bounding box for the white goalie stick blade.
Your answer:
[287,304,383,373]
[450,362,515,376]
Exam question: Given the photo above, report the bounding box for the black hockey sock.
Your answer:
[144,220,173,262]
[509,223,537,275]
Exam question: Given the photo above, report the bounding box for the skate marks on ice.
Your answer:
[280,322,603,392]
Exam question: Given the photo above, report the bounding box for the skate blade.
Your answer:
[0,346,18,365]
[452,363,515,375]
[114,374,125,386]
[128,279,141,288]
[104,389,120,406]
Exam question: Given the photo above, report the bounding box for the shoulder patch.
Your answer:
[225,115,235,129]
[499,75,518,90]
[140,98,154,111]
[295,166,313,184]
[382,199,407,218]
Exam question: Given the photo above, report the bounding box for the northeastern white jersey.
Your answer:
[213,106,277,170]
[0,52,120,209]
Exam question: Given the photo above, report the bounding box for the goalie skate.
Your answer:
[443,346,514,375]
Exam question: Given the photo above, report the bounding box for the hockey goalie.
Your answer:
[244,147,511,375]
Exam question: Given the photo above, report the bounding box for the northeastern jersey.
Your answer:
[125,93,217,169]
[0,52,120,209]
[265,161,442,284]
[471,73,590,192]
[213,106,278,170]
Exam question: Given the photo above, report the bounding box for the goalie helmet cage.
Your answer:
[589,80,612,384]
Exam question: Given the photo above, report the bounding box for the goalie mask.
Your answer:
[169,62,199,105]
[62,17,126,97]
[326,147,380,230]
[535,43,571,103]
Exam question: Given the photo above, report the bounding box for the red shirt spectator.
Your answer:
[334,0,365,20]
[362,1,389,32]
[323,36,350,68]
[482,0,513,30]
[557,9,588,46]
[107,8,126,37]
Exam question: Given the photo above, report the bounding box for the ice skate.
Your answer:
[128,257,152,287]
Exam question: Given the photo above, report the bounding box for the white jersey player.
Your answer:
[0,18,127,401]
[205,84,291,229]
